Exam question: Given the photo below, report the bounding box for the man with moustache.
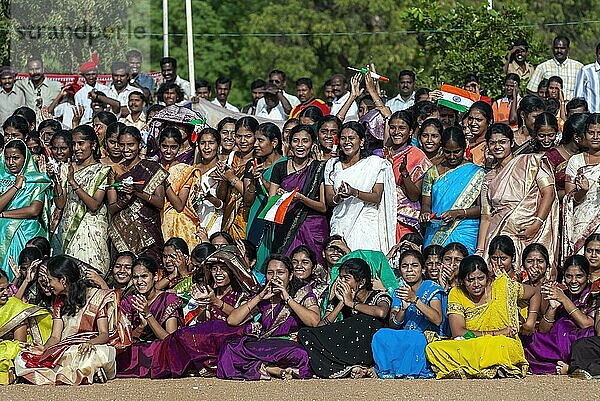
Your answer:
[527,35,583,100]
[329,73,358,117]
[0,67,25,126]
[94,61,136,118]
[386,70,416,112]
[126,49,154,99]
[15,56,61,122]
[74,53,108,124]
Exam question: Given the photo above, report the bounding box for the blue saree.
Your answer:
[371,279,446,379]
[0,142,52,280]
[423,163,485,254]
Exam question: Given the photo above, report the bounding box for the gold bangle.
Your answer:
[568,307,579,316]
[543,315,555,323]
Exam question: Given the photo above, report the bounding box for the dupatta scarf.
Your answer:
[0,141,52,279]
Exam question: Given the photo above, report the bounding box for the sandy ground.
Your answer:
[3,375,599,401]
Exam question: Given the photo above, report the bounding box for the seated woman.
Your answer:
[12,246,43,302]
[567,306,600,379]
[420,127,485,254]
[116,256,182,378]
[439,242,468,291]
[15,255,131,385]
[107,126,167,263]
[290,245,328,307]
[0,140,52,280]
[298,258,392,379]
[423,245,444,284]
[372,250,444,379]
[217,254,320,380]
[425,255,540,379]
[0,269,52,385]
[584,234,600,285]
[269,125,328,264]
[88,251,135,298]
[488,235,520,281]
[151,245,259,379]
[523,255,595,375]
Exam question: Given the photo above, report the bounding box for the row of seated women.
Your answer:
[1,229,600,385]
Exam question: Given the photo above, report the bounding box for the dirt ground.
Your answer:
[3,375,599,401]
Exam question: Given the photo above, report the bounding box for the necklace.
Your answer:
[291,158,310,172]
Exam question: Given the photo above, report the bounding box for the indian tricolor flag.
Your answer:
[258,188,298,224]
[438,84,481,113]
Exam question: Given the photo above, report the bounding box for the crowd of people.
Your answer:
[1,34,600,385]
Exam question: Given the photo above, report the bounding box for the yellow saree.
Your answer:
[0,297,52,384]
[425,275,529,379]
[162,163,202,248]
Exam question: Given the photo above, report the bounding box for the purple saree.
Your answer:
[216,285,317,380]
[522,285,595,374]
[116,291,183,378]
[271,160,328,265]
[150,290,247,378]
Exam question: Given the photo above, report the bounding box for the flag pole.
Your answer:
[185,0,195,93]
[162,0,169,57]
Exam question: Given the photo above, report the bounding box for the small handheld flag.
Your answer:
[258,188,298,224]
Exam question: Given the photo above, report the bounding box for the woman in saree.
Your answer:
[100,122,125,167]
[564,113,600,258]
[196,128,224,238]
[107,126,167,263]
[418,118,444,165]
[269,125,328,264]
[116,256,182,378]
[584,234,600,283]
[86,251,135,298]
[423,245,444,283]
[217,116,257,240]
[315,115,342,161]
[382,110,432,241]
[425,255,540,379]
[545,113,586,201]
[151,245,259,378]
[522,255,595,375]
[298,257,392,379]
[159,127,203,248]
[244,122,285,249]
[93,111,117,153]
[290,245,328,307]
[0,269,52,385]
[477,123,560,280]
[54,125,111,272]
[15,255,132,385]
[217,117,236,161]
[372,250,444,379]
[513,95,546,155]
[465,101,493,167]
[324,121,397,253]
[488,235,520,281]
[420,127,485,254]
[217,254,320,380]
[530,112,560,155]
[0,140,52,280]
[438,242,468,291]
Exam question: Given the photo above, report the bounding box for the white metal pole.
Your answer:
[185,0,195,92]
[163,0,169,57]
[487,0,492,10]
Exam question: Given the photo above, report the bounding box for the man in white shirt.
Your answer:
[0,67,25,126]
[255,83,287,120]
[74,53,108,124]
[93,61,135,118]
[211,77,239,112]
[160,57,191,100]
[254,70,299,117]
[574,42,600,112]
[386,70,416,112]
[527,35,583,100]
[329,73,358,117]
